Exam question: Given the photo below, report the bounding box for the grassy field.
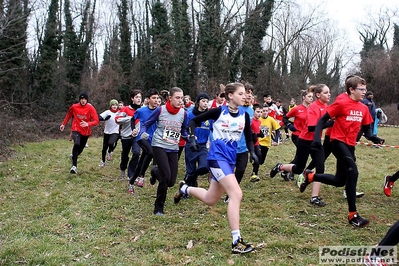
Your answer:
[1,127,399,265]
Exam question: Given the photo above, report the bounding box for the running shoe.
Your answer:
[299,170,313,193]
[297,174,304,188]
[250,174,260,182]
[99,161,105,167]
[343,191,365,199]
[270,163,282,178]
[70,165,77,174]
[281,171,290,181]
[289,172,295,180]
[348,213,369,228]
[310,196,327,207]
[136,177,144,188]
[120,170,126,179]
[128,184,135,195]
[231,238,255,254]
[174,181,187,204]
[154,211,164,216]
[106,152,113,161]
[383,175,394,197]
[224,195,230,203]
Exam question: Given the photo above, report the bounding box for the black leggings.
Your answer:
[378,220,399,246]
[235,152,248,184]
[101,133,119,162]
[260,145,269,165]
[120,137,140,177]
[388,170,399,183]
[71,131,89,167]
[307,135,332,170]
[291,138,325,175]
[130,139,153,184]
[252,145,262,175]
[313,140,358,212]
[152,146,178,214]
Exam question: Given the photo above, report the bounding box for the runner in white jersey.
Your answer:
[174,82,258,254]
[98,99,120,166]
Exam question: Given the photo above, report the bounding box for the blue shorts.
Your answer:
[208,160,235,182]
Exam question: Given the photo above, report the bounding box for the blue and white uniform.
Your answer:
[189,106,254,181]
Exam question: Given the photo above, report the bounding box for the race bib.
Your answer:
[163,126,181,144]
[260,126,270,137]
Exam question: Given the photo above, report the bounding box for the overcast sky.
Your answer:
[299,0,399,50]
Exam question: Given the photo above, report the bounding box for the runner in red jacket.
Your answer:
[60,91,99,174]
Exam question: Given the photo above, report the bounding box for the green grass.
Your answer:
[1,128,399,265]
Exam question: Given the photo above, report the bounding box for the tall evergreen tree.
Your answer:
[241,0,274,84]
[198,0,223,87]
[62,0,96,105]
[393,23,399,50]
[118,0,133,101]
[63,0,80,104]
[171,0,192,93]
[34,0,61,109]
[0,0,30,105]
[145,1,173,90]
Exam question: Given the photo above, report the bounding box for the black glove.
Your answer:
[189,136,199,152]
[257,131,265,138]
[287,123,297,132]
[369,136,384,145]
[310,141,322,151]
[250,151,259,164]
[104,114,111,121]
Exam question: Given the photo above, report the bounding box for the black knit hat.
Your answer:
[79,91,89,101]
[195,92,209,103]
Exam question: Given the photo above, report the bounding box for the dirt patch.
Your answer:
[0,110,104,162]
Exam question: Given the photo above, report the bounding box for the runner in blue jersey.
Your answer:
[128,89,159,193]
[224,83,255,202]
[174,82,258,254]
[184,92,212,187]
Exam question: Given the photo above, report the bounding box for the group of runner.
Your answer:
[59,77,398,259]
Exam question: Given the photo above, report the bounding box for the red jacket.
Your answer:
[62,103,99,136]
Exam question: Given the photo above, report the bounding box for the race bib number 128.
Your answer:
[163,126,180,144]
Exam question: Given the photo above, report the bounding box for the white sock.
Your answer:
[180,184,189,195]
[232,230,241,244]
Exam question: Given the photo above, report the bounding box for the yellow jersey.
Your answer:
[258,116,281,147]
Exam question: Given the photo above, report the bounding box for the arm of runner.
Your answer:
[313,113,331,143]
[188,107,220,136]
[139,106,161,137]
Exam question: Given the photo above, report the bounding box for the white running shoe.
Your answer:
[120,170,126,179]
[128,184,134,195]
[136,177,144,187]
[343,191,365,199]
[70,166,77,174]
[99,161,105,167]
